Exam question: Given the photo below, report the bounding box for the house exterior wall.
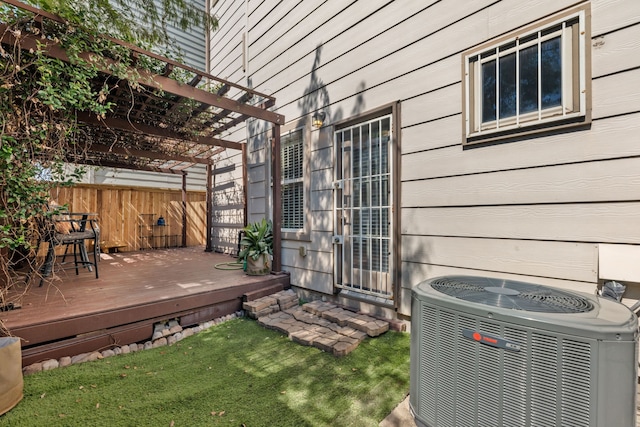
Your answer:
[210,0,640,317]
[164,0,208,72]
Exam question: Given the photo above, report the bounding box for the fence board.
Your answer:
[51,184,207,252]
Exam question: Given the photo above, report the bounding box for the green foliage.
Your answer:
[21,0,217,58]
[2,319,411,426]
[238,219,274,262]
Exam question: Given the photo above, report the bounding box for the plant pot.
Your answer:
[0,337,23,415]
[245,254,271,276]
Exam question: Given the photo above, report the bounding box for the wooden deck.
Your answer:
[1,247,289,366]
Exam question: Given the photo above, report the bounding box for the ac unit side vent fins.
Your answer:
[561,339,592,426]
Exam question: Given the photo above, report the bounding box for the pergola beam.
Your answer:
[89,143,212,165]
[73,159,187,175]
[76,113,243,151]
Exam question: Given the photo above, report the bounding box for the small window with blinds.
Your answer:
[281,128,304,231]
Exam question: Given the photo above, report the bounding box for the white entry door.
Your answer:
[334,114,393,300]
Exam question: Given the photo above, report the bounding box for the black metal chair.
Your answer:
[39,213,100,286]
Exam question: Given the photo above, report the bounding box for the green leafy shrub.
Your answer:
[238,219,273,262]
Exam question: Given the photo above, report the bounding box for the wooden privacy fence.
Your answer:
[50,184,207,253]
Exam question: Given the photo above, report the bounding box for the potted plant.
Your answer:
[238,219,273,275]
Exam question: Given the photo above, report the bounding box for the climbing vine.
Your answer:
[0,0,216,320]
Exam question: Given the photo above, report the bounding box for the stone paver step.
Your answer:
[258,307,366,356]
[250,294,391,356]
[243,289,298,319]
[303,300,390,337]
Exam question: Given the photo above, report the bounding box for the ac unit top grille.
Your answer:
[430,276,594,313]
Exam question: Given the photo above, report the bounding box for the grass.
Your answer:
[1,318,410,427]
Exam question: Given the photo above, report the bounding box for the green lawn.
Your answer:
[1,318,410,427]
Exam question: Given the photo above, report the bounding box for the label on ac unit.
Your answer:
[462,329,521,352]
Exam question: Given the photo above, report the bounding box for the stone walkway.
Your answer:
[243,290,390,356]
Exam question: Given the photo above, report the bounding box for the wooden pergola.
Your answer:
[1,0,285,270]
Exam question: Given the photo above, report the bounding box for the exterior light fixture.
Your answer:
[312,111,326,128]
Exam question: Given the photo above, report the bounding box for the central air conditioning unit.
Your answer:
[410,276,638,427]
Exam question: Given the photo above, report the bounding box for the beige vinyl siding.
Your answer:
[403,114,640,181]
[163,0,207,71]
[209,0,246,79]
[209,0,270,222]
[402,236,598,283]
[87,165,208,191]
[211,152,245,253]
[210,0,640,315]
[591,24,640,78]
[403,204,640,244]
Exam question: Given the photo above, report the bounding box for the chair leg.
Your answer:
[80,243,93,272]
[61,243,71,263]
[73,242,80,275]
[93,239,99,279]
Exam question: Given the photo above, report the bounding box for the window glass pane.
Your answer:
[381,176,389,206]
[499,52,516,118]
[519,44,539,114]
[371,208,380,236]
[352,128,360,178]
[371,238,381,271]
[281,129,304,230]
[481,60,497,122]
[541,36,562,109]
[381,208,389,237]
[281,181,303,229]
[371,177,380,206]
[361,209,370,235]
[353,178,361,207]
[352,210,360,235]
[353,237,361,266]
[381,118,390,174]
[362,178,370,208]
[361,124,370,177]
[361,238,370,270]
[281,129,303,181]
[382,239,389,272]
[371,120,380,176]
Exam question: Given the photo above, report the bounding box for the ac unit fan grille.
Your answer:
[430,276,593,313]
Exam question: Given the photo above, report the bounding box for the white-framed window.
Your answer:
[463,4,590,144]
[281,128,304,231]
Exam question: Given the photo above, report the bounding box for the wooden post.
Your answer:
[205,164,213,252]
[181,172,187,247]
[242,144,248,228]
[271,125,282,272]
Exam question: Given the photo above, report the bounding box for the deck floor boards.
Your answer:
[1,247,288,364]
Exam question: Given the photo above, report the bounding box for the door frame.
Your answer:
[332,101,401,309]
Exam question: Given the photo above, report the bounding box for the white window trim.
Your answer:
[462,3,591,145]
[280,122,311,241]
